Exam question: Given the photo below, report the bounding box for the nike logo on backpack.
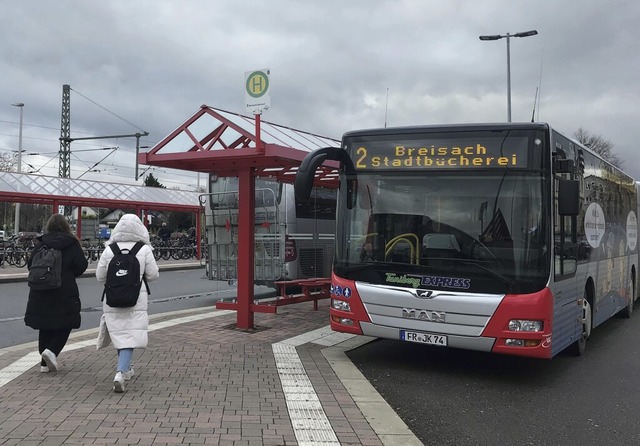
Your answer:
[115,270,129,277]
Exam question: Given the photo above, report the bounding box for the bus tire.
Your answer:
[569,289,592,356]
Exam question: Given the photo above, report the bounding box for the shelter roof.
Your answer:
[0,171,200,212]
[139,106,341,187]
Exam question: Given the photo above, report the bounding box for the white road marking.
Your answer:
[273,326,355,446]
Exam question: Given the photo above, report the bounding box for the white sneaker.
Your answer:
[41,349,58,372]
[123,366,134,381]
[113,372,125,393]
[40,366,49,373]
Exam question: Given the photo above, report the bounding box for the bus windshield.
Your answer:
[336,171,549,294]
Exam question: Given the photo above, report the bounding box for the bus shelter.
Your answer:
[139,105,339,329]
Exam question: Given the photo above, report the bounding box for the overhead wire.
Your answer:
[71,87,147,133]
[1,89,198,189]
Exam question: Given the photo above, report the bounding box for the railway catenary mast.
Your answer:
[59,84,71,178]
[57,84,148,182]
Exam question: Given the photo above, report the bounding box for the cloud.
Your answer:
[0,0,638,182]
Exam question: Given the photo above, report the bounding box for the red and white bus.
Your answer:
[295,123,638,359]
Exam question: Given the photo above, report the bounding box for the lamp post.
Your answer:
[479,30,538,122]
[11,102,24,235]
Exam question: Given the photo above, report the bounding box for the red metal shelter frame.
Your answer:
[139,105,339,329]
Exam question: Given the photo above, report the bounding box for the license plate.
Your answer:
[401,330,447,346]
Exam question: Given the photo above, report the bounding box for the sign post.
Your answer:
[245,68,271,153]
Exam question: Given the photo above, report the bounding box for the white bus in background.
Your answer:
[203,175,336,287]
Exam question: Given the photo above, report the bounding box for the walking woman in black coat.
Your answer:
[25,214,88,373]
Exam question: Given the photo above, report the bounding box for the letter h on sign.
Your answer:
[251,76,264,92]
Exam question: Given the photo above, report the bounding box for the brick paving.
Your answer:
[0,300,404,445]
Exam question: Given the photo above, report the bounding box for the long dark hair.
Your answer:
[45,214,77,238]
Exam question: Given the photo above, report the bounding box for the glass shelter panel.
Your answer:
[206,177,283,283]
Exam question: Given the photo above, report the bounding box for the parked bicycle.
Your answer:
[151,237,172,261]
[0,244,27,268]
[81,239,105,263]
[0,234,37,268]
[150,234,203,261]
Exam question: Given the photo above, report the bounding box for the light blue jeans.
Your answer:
[117,348,134,372]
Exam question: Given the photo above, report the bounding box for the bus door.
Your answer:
[553,170,582,352]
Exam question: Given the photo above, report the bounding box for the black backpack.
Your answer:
[27,245,63,290]
[101,242,150,308]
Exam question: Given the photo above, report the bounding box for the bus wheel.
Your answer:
[570,290,592,356]
[620,275,634,318]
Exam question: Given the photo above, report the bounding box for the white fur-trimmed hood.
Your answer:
[105,214,151,246]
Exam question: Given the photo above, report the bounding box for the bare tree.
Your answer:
[0,152,16,172]
[574,127,623,169]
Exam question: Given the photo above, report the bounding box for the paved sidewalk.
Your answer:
[0,301,421,445]
[0,258,204,283]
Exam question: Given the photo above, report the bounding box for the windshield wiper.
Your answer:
[342,260,449,273]
[420,256,513,286]
[455,259,515,286]
[340,262,376,273]
[341,254,513,283]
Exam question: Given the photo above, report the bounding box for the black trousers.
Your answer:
[38,329,72,365]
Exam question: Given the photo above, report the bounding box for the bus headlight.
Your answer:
[508,319,544,332]
[331,299,351,312]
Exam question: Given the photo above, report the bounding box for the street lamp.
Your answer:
[11,102,24,235]
[479,30,538,122]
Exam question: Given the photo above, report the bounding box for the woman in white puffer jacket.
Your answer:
[96,214,159,392]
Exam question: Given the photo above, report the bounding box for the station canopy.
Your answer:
[0,171,199,212]
[139,106,341,187]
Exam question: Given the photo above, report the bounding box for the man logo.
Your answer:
[402,308,446,323]
[416,289,434,299]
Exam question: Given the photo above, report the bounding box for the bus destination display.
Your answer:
[352,138,528,170]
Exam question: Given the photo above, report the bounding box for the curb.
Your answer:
[0,261,205,284]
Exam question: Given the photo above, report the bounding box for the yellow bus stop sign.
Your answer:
[245,69,271,114]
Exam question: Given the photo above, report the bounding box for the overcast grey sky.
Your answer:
[1,0,638,189]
